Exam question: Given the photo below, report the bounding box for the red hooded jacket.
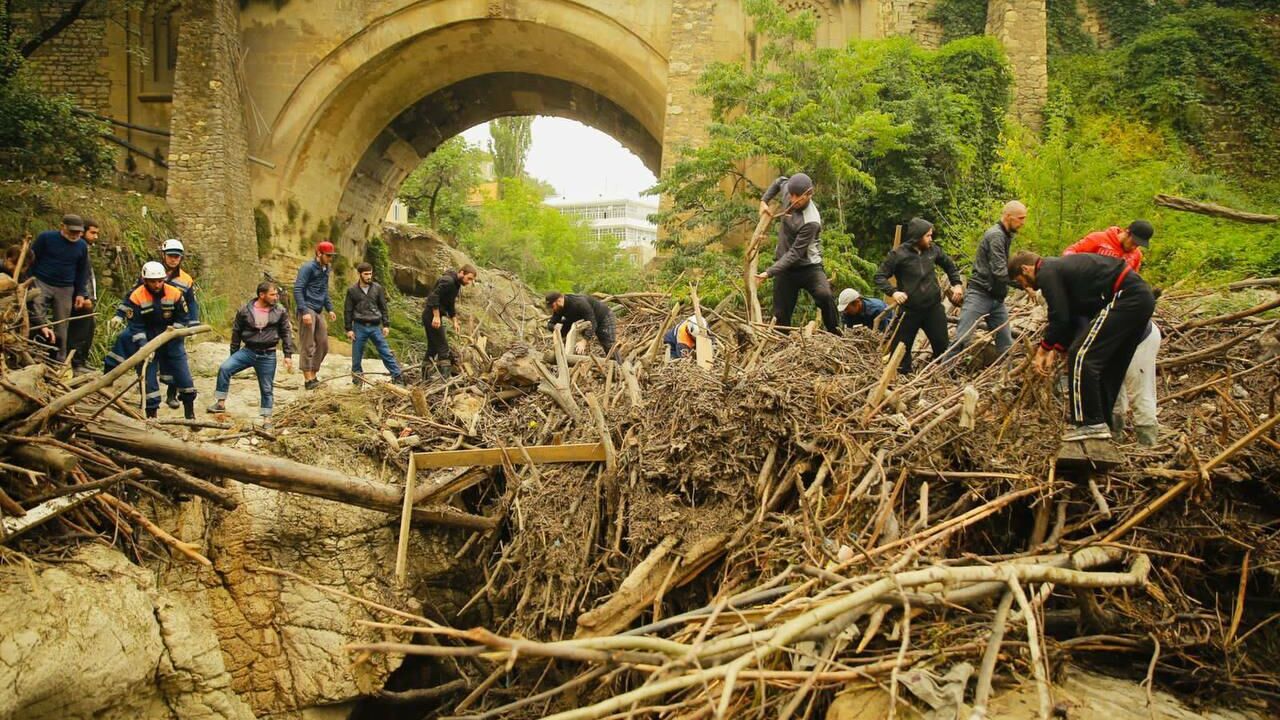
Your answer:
[1062,226,1142,271]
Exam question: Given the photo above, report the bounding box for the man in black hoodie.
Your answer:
[422,265,477,380]
[545,291,618,360]
[1008,250,1155,442]
[874,218,964,374]
[754,173,838,332]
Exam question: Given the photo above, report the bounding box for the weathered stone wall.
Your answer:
[166,0,259,303]
[879,0,945,48]
[987,0,1048,130]
[20,2,112,114]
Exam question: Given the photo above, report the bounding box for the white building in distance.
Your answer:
[546,198,658,267]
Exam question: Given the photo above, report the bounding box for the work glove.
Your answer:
[108,315,125,331]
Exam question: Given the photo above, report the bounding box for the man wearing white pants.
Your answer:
[1114,321,1160,446]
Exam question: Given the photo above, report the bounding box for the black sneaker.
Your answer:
[391,375,406,387]
[304,379,320,391]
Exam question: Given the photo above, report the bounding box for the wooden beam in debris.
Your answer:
[407,442,608,470]
[1054,439,1124,473]
[1,469,141,543]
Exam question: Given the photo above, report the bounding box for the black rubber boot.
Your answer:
[145,406,158,419]
[166,386,180,409]
[182,397,196,420]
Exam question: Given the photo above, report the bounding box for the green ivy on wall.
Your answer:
[927,0,987,43]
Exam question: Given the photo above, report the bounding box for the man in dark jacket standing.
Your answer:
[345,262,403,385]
[293,241,337,390]
[29,213,91,361]
[946,201,1026,361]
[65,218,100,374]
[546,291,618,359]
[754,173,837,332]
[874,218,964,374]
[1008,251,1155,442]
[208,281,295,429]
[422,265,477,380]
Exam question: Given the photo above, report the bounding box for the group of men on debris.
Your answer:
[750,172,1160,446]
[16,173,1159,446]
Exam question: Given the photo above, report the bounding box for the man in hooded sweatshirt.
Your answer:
[874,218,964,374]
[754,173,838,333]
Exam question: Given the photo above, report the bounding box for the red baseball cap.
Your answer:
[316,241,336,255]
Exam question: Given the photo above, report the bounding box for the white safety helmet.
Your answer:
[837,288,861,313]
[141,261,167,280]
[686,315,709,337]
[161,238,185,255]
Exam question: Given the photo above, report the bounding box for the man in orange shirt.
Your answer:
[1062,220,1152,271]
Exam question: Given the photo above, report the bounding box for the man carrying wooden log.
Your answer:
[945,201,1026,362]
[546,291,619,361]
[1009,250,1156,442]
[663,315,709,359]
[207,281,295,430]
[874,218,964,374]
[422,265,477,381]
[1065,220,1161,446]
[753,173,838,333]
[159,239,199,409]
[104,261,196,419]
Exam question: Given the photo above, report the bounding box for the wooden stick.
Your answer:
[1154,193,1278,224]
[98,491,212,566]
[1176,299,1280,332]
[407,443,607,470]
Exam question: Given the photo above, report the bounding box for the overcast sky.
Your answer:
[460,117,657,203]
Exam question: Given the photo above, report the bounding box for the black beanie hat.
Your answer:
[785,173,814,197]
[1127,219,1154,247]
[906,217,934,244]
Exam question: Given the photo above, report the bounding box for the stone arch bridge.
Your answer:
[47,0,1048,298]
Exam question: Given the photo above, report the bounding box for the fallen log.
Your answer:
[10,442,79,472]
[1154,193,1278,224]
[1,469,140,543]
[83,413,491,530]
[100,448,239,510]
[1175,299,1280,332]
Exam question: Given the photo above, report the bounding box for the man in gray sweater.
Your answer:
[946,201,1026,361]
[754,173,838,332]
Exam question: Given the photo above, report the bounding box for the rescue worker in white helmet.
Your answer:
[158,239,199,409]
[104,261,196,419]
[663,315,710,360]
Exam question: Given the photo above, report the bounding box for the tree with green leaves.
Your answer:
[397,136,486,238]
[461,177,639,294]
[489,116,533,181]
[652,0,1011,297]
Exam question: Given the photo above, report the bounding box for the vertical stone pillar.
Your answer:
[986,0,1048,130]
[166,0,258,303]
[660,0,718,176]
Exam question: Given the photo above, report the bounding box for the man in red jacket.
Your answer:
[1062,220,1153,271]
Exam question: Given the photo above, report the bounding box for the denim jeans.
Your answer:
[351,323,402,379]
[215,348,277,416]
[947,289,1012,359]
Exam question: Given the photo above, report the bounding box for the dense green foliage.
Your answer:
[460,178,639,295]
[927,0,987,44]
[398,137,485,237]
[0,66,115,182]
[653,0,1010,302]
[489,117,533,181]
[1054,8,1280,180]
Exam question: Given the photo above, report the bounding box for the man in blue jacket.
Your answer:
[29,213,91,361]
[293,241,338,390]
[837,289,892,332]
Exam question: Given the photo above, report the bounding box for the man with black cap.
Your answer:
[1008,249,1156,442]
[1063,219,1153,271]
[28,213,91,361]
[874,218,964,374]
[754,173,838,333]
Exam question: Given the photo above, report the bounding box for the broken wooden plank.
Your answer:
[414,467,492,505]
[408,442,608,470]
[1,469,141,543]
[1054,439,1124,472]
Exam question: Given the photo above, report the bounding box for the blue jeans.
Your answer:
[351,323,402,379]
[215,348,277,417]
[947,290,1012,359]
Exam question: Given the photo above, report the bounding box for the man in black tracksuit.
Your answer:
[874,218,964,374]
[422,265,477,380]
[754,173,838,333]
[1008,250,1156,442]
[545,291,618,359]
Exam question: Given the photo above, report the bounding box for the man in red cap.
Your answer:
[293,241,338,389]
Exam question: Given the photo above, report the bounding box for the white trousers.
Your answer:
[1115,322,1161,426]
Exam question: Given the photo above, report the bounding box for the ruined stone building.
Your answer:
[23,0,1049,298]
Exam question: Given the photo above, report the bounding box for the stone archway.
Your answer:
[245,0,670,261]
